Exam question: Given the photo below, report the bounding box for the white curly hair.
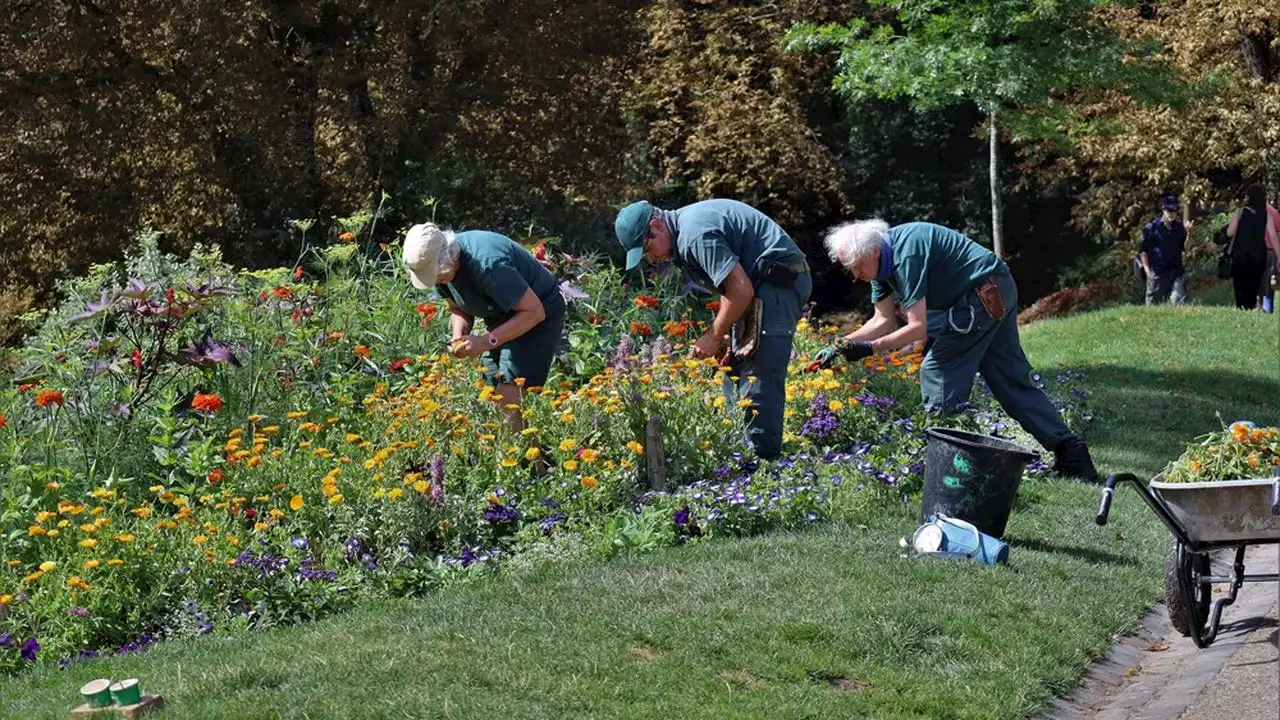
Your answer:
[824,219,889,269]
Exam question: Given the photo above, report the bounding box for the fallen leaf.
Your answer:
[1125,666,1138,677]
[1145,643,1170,652]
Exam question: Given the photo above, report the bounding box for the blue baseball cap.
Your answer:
[614,201,653,271]
[1160,194,1179,210]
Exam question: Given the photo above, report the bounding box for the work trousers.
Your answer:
[725,273,812,459]
[918,272,1070,451]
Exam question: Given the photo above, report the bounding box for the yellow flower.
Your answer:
[287,411,308,420]
[290,495,305,511]
[67,576,90,591]
[247,414,264,422]
[501,457,518,468]
[79,538,98,549]
[23,571,43,584]
[35,511,55,523]
[27,525,47,537]
[736,398,753,408]
[192,535,208,545]
[107,558,124,567]
[829,400,844,412]
[328,493,344,505]
[45,481,60,491]
[83,559,101,570]
[581,476,599,489]
[0,594,11,605]
[580,449,600,463]
[131,506,153,519]
[524,447,542,461]
[563,460,579,471]
[388,488,405,501]
[558,439,579,452]
[626,441,645,455]
[39,561,56,572]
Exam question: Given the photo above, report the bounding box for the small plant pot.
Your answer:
[110,678,142,706]
[80,678,114,708]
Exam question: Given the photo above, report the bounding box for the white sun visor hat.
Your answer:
[402,223,447,290]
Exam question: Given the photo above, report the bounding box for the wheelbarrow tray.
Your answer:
[1149,475,1280,545]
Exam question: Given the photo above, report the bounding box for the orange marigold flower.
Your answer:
[34,389,65,408]
[416,303,440,321]
[581,476,599,489]
[338,231,356,243]
[634,294,660,309]
[353,344,371,358]
[663,320,690,338]
[192,393,224,414]
[207,468,225,484]
[629,321,652,337]
[294,265,304,279]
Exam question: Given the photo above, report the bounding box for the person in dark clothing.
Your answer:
[1138,195,1189,305]
[1225,185,1278,310]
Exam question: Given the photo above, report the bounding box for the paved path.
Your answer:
[1043,545,1278,720]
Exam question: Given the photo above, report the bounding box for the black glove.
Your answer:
[838,339,875,361]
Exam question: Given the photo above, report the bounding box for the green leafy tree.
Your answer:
[788,0,1175,258]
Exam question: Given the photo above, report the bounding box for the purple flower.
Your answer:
[483,501,518,523]
[344,537,364,562]
[67,607,90,618]
[291,537,308,550]
[20,637,39,662]
[673,506,690,526]
[611,334,635,373]
[429,455,445,505]
[541,497,561,509]
[538,512,567,535]
[0,632,12,647]
[801,394,840,439]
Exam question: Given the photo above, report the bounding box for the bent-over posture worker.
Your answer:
[403,223,565,430]
[614,198,810,460]
[814,220,1099,481]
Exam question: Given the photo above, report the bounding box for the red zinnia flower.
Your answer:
[192,393,224,414]
[34,390,65,408]
[294,265,304,280]
[17,383,38,393]
[634,295,660,309]
[532,242,548,261]
[629,321,652,337]
[207,468,225,485]
[353,344,371,358]
[416,303,439,321]
[272,286,293,300]
[706,300,721,313]
[0,413,7,428]
[389,358,412,373]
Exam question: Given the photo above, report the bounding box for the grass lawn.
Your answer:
[3,303,1276,719]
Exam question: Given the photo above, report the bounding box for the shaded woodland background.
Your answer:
[2,0,1277,339]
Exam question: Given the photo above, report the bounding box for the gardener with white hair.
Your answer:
[814,220,1099,481]
[402,223,565,429]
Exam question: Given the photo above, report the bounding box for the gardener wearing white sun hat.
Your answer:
[403,222,565,430]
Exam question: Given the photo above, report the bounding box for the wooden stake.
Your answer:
[645,416,666,492]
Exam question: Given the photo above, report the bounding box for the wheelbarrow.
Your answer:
[1095,470,1280,648]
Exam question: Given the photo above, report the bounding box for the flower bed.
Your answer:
[0,229,1092,673]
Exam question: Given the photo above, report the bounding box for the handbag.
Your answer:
[1217,236,1234,280]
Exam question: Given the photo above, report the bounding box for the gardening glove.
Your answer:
[809,340,874,371]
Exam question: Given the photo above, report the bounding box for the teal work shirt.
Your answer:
[666,199,805,290]
[436,231,560,325]
[870,223,1006,310]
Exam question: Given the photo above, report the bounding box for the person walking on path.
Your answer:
[813,220,1099,481]
[614,198,811,460]
[402,223,566,430]
[1138,194,1190,305]
[1224,184,1279,310]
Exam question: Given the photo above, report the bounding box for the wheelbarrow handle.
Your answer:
[1095,473,1121,526]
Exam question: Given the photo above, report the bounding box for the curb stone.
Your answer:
[1041,545,1278,720]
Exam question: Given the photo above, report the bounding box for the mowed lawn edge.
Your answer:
[3,303,1275,720]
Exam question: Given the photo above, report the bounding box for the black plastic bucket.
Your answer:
[921,427,1038,538]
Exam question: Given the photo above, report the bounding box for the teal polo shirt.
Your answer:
[436,231,561,325]
[870,222,1005,310]
[669,199,805,290]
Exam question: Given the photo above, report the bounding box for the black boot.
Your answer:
[1053,435,1100,482]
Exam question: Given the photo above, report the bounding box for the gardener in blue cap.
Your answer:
[1138,194,1190,305]
[813,219,1099,481]
[614,199,811,460]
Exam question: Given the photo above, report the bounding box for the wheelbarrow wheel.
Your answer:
[1164,537,1210,637]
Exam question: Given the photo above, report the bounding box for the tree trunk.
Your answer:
[989,112,1005,259]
